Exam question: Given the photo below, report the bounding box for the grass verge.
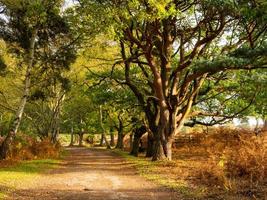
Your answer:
[112,149,204,199]
[0,158,62,199]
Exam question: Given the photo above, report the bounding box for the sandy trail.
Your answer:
[9,147,180,200]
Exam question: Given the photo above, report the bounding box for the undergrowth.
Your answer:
[1,133,62,162]
[174,127,267,199]
[0,133,63,199]
[116,127,267,199]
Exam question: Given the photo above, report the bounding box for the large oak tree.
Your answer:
[82,0,267,160]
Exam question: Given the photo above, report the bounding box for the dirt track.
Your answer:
[9,147,180,200]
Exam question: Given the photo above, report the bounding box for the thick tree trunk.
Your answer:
[145,111,158,158]
[0,29,37,160]
[116,125,125,149]
[150,75,205,161]
[110,132,115,146]
[152,137,173,161]
[0,132,14,160]
[146,133,155,157]
[152,123,167,161]
[130,125,146,157]
[131,138,139,156]
[152,106,173,161]
[151,112,177,161]
[116,131,124,149]
[152,140,165,161]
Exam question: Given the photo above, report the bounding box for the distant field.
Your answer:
[58,133,106,146]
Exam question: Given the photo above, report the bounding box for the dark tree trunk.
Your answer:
[262,119,267,132]
[79,132,84,147]
[129,133,133,151]
[69,126,74,146]
[145,110,158,158]
[146,133,155,157]
[115,119,124,149]
[130,125,146,157]
[116,131,124,149]
[0,133,13,160]
[110,132,115,146]
[131,138,139,156]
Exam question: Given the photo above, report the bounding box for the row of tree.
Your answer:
[0,0,266,160]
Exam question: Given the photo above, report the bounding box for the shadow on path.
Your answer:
[9,147,181,200]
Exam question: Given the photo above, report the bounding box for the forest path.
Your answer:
[10,147,180,200]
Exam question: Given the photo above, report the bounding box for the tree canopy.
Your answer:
[0,0,266,161]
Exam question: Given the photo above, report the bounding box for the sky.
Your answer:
[63,0,76,10]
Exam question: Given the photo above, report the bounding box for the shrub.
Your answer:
[30,138,61,159]
[174,127,267,192]
[224,134,266,185]
[8,133,61,160]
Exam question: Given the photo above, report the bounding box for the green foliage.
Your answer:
[0,113,13,135]
[0,0,63,48]
[230,42,267,61]
[0,0,79,142]
[0,0,266,155]
[0,0,77,86]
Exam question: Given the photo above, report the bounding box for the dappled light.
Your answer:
[0,0,266,199]
[8,148,179,200]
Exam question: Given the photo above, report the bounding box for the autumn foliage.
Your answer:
[2,133,61,161]
[173,128,267,196]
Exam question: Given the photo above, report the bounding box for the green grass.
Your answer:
[0,159,61,199]
[0,193,6,200]
[113,149,205,199]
